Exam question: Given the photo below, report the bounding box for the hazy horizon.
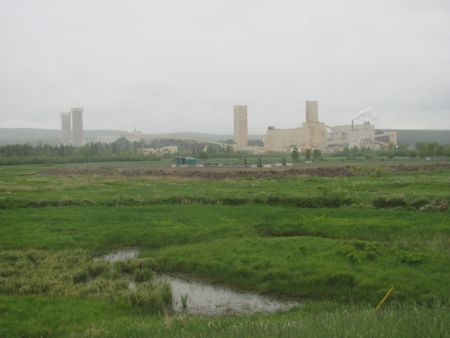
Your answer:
[1,0,450,134]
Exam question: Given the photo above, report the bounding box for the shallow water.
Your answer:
[156,273,299,315]
[101,248,139,262]
[101,249,300,315]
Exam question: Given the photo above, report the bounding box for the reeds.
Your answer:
[0,250,171,314]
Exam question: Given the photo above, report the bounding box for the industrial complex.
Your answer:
[233,101,398,153]
[58,101,404,153]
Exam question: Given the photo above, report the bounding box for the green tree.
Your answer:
[426,143,436,157]
[80,145,90,162]
[416,143,427,158]
[305,148,312,161]
[312,149,322,161]
[291,147,300,162]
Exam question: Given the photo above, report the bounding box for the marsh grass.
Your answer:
[0,250,171,313]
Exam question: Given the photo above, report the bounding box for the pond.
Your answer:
[101,249,300,315]
[155,273,299,315]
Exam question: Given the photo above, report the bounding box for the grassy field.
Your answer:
[0,162,449,337]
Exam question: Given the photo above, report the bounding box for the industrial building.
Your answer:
[328,122,397,150]
[60,112,71,145]
[263,101,328,152]
[59,107,84,146]
[71,107,84,147]
[233,105,248,150]
[233,101,397,153]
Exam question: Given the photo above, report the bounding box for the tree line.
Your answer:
[335,142,450,159]
[1,138,449,166]
[0,137,240,165]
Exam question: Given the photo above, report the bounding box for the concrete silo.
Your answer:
[71,107,84,147]
[60,112,72,145]
[233,105,248,150]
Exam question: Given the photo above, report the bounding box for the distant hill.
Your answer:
[141,132,264,143]
[0,129,264,145]
[2,127,447,147]
[380,129,450,147]
[0,128,130,145]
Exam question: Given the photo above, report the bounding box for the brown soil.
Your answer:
[41,163,450,180]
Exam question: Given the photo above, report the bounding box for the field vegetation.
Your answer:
[1,139,449,166]
[0,161,449,337]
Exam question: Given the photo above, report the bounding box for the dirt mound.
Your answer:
[42,162,450,179]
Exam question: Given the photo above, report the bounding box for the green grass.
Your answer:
[0,163,449,336]
[156,236,450,303]
[0,205,448,303]
[1,295,448,338]
[1,164,450,209]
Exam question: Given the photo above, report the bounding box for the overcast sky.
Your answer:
[1,0,449,134]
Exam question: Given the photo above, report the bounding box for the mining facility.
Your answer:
[233,101,398,153]
[60,107,84,146]
[58,102,397,152]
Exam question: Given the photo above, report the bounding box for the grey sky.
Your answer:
[1,0,449,134]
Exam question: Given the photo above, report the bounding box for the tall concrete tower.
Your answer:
[234,105,248,149]
[305,101,319,122]
[303,100,327,150]
[60,112,72,145]
[71,107,84,147]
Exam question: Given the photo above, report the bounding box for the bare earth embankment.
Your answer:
[42,162,450,179]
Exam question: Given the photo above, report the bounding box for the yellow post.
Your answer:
[374,287,395,313]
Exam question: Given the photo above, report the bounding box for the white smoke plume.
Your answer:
[353,107,383,124]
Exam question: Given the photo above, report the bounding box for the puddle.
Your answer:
[100,249,300,315]
[101,248,139,262]
[155,273,299,315]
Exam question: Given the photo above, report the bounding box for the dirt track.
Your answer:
[41,162,450,179]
